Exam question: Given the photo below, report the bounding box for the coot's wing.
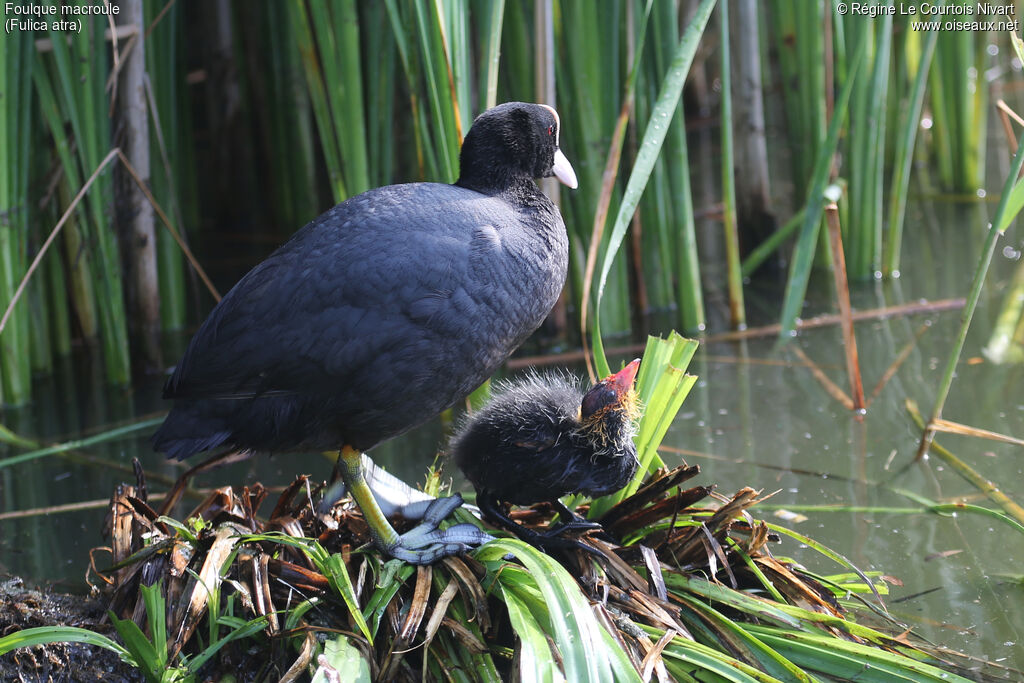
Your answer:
[166,184,519,409]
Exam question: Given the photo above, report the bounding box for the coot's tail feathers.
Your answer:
[151,410,232,461]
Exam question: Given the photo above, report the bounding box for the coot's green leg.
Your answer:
[339,446,492,565]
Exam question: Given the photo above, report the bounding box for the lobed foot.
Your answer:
[332,447,494,565]
[382,494,495,565]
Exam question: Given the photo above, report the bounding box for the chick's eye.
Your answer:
[547,124,555,136]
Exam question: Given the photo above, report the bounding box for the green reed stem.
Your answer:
[719,0,744,329]
[0,30,33,403]
[884,22,939,277]
[917,142,1024,459]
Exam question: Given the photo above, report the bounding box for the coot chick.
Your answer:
[152,102,578,565]
[451,360,641,551]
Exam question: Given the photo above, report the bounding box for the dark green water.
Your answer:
[1,196,1023,674]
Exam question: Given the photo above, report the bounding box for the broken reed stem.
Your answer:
[824,202,865,412]
[507,297,966,370]
[997,100,1018,152]
[996,99,1024,180]
[115,150,221,301]
[929,418,1024,446]
[907,399,1024,526]
[915,141,1024,461]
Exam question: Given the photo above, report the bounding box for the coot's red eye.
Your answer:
[547,124,555,135]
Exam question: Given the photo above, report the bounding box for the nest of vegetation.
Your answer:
[92,459,1016,683]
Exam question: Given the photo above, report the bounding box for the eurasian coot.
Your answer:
[451,360,641,551]
[152,102,578,565]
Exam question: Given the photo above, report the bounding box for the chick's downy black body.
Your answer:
[452,360,641,549]
[152,102,578,564]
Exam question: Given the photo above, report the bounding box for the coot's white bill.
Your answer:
[552,148,578,189]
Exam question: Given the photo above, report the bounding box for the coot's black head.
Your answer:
[457,102,578,194]
[577,359,641,450]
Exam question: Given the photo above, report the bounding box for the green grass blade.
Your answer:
[0,416,165,468]
[0,625,132,661]
[500,585,559,683]
[139,581,168,668]
[188,614,271,672]
[760,521,884,606]
[663,572,804,630]
[109,614,162,681]
[672,593,815,682]
[478,539,640,683]
[996,173,1024,234]
[646,628,776,683]
[746,627,974,683]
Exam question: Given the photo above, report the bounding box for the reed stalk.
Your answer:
[384,0,468,184]
[718,0,745,329]
[884,20,939,277]
[35,12,131,384]
[116,0,160,369]
[778,28,868,343]
[558,0,631,338]
[843,14,892,279]
[767,1,826,196]
[825,203,865,411]
[361,2,396,188]
[411,0,462,179]
[478,0,505,110]
[43,238,70,359]
[55,176,99,341]
[928,3,986,191]
[916,141,1024,459]
[0,30,34,403]
[289,1,343,200]
[291,0,370,203]
[729,0,771,241]
[145,0,187,331]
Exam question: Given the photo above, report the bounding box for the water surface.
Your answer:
[1,196,1022,673]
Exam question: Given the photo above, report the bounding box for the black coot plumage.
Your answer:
[152,102,578,564]
[451,360,641,550]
